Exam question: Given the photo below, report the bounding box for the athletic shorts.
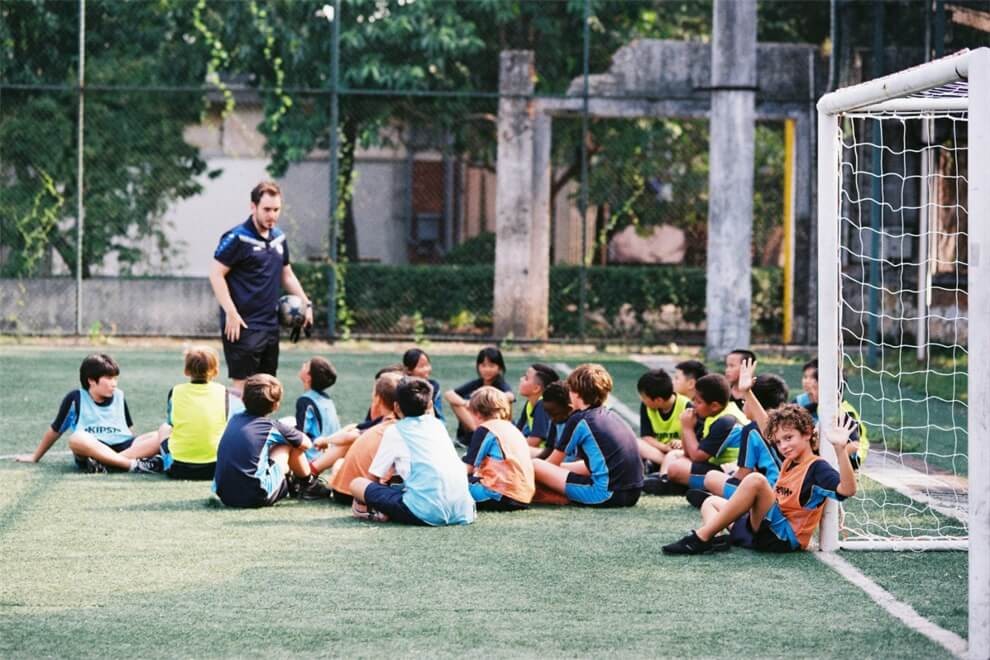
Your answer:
[223,328,280,380]
[564,473,641,508]
[687,461,725,490]
[74,438,134,470]
[729,505,800,552]
[362,483,427,526]
[160,439,215,480]
[468,478,528,511]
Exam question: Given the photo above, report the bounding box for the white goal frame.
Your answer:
[817,47,989,660]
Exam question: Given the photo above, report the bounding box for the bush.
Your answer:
[444,232,495,265]
[293,262,783,340]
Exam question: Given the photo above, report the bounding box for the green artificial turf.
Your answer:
[0,345,968,658]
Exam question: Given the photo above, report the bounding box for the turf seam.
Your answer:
[815,551,967,659]
[0,468,65,540]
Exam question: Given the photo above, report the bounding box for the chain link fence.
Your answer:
[12,0,945,343]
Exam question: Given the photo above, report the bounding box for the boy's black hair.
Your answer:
[402,348,430,371]
[803,358,819,379]
[476,346,507,374]
[396,376,433,417]
[751,374,790,411]
[674,360,707,382]
[695,374,730,407]
[531,363,560,389]
[637,368,674,399]
[729,348,758,364]
[308,357,337,392]
[79,353,120,390]
[542,381,570,408]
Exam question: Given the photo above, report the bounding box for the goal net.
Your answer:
[817,46,990,656]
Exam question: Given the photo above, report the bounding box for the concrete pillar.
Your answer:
[494,50,549,339]
[705,0,757,359]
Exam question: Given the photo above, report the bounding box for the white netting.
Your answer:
[834,100,969,548]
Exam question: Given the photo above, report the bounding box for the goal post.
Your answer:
[817,47,989,659]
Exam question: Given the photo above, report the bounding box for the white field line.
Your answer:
[815,551,968,659]
[562,359,968,657]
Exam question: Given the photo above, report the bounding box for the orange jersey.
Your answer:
[774,456,840,550]
[330,417,396,495]
[475,419,536,504]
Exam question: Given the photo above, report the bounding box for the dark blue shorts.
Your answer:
[363,482,427,526]
[74,438,133,470]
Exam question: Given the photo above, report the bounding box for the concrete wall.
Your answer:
[0,278,219,336]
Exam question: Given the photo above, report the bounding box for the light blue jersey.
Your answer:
[297,389,340,461]
[394,416,475,526]
[77,388,132,446]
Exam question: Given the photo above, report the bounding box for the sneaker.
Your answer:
[685,488,712,509]
[133,456,164,474]
[662,530,716,556]
[711,534,732,552]
[643,474,688,496]
[86,458,108,474]
[297,475,332,500]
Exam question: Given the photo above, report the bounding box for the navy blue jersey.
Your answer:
[427,378,445,422]
[696,415,736,457]
[557,406,643,492]
[516,399,552,442]
[462,426,489,466]
[51,390,133,433]
[213,413,305,507]
[794,393,861,443]
[214,218,290,330]
[793,459,846,506]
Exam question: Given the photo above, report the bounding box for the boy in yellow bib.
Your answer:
[636,369,691,470]
[158,346,240,480]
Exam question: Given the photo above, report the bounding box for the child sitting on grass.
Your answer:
[16,353,161,474]
[294,356,341,462]
[672,360,707,401]
[462,387,535,511]
[795,358,867,469]
[535,382,573,462]
[349,377,475,526]
[636,368,691,471]
[157,345,238,480]
[318,372,402,505]
[648,374,748,495]
[662,405,857,555]
[445,346,514,447]
[532,364,643,508]
[515,363,560,452]
[403,348,445,422]
[213,374,326,507]
[724,349,757,410]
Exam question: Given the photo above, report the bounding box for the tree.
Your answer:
[0,0,217,277]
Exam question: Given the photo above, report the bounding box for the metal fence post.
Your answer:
[326,0,341,339]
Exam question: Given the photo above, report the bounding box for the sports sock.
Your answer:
[309,461,322,476]
[128,459,138,472]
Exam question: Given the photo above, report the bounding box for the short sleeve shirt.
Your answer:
[214,218,290,331]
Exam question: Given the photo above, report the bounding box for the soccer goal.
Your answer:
[817,47,989,656]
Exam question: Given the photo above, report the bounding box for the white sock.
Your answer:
[128,459,138,472]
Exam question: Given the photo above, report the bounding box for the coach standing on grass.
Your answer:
[209,181,313,394]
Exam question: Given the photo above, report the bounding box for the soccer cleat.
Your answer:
[296,475,332,500]
[685,488,712,509]
[662,531,717,556]
[711,534,731,552]
[133,456,164,474]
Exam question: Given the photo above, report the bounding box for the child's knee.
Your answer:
[703,470,724,493]
[740,472,769,491]
[67,432,93,453]
[667,459,688,481]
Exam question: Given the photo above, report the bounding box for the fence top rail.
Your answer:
[817,48,985,115]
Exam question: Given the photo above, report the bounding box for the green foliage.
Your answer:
[444,231,495,265]
[0,0,215,277]
[293,262,782,340]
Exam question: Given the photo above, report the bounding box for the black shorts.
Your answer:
[74,438,134,470]
[166,460,216,481]
[330,490,354,506]
[748,518,797,553]
[576,487,641,509]
[690,461,725,476]
[223,328,280,380]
